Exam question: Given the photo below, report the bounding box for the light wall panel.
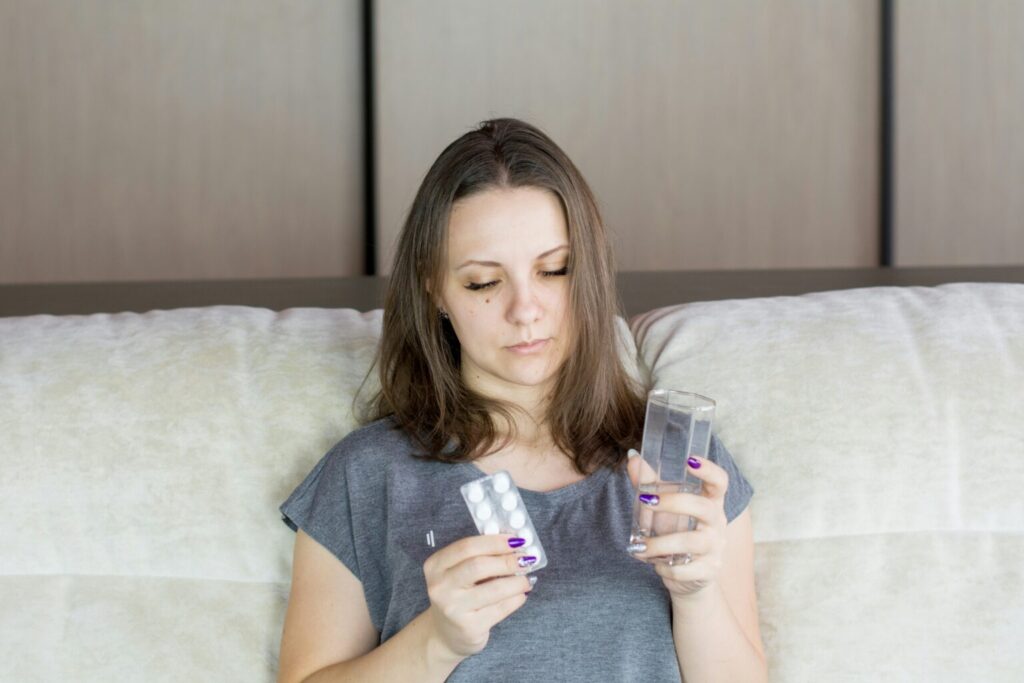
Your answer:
[895,0,1024,266]
[375,0,879,275]
[0,1,364,284]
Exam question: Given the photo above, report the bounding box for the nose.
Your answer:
[506,277,542,327]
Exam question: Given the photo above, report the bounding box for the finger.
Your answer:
[630,529,711,560]
[427,533,522,576]
[639,489,716,526]
[473,590,529,629]
[627,448,660,489]
[680,455,729,503]
[652,560,706,582]
[465,574,533,611]
[453,550,537,588]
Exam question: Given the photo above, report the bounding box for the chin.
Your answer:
[504,369,559,387]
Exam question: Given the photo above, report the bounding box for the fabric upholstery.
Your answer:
[1,283,1021,680]
[630,283,1024,680]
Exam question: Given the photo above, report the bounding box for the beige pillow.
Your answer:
[629,283,1024,681]
[0,305,639,681]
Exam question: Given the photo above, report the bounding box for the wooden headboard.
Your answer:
[1,265,1022,319]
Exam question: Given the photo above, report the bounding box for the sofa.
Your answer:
[1,275,1022,681]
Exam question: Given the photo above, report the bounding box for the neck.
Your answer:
[492,408,554,450]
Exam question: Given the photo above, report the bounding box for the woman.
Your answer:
[276,118,767,682]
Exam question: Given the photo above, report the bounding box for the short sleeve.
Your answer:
[279,440,361,580]
[707,433,755,523]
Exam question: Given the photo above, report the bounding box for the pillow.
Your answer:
[0,305,384,680]
[0,305,639,680]
[629,282,1024,680]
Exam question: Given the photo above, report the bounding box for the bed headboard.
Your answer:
[1,265,1022,318]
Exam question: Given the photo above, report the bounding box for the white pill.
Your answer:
[501,492,518,510]
[483,519,500,535]
[493,472,511,493]
[526,545,540,557]
[475,502,493,520]
[466,483,484,503]
[518,528,534,545]
[509,509,526,529]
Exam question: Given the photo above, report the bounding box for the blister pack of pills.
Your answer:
[460,470,547,573]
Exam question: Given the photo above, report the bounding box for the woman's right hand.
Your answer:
[422,533,536,659]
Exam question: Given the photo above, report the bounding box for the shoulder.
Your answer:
[333,415,410,452]
[705,432,756,523]
[324,415,414,470]
[707,432,731,464]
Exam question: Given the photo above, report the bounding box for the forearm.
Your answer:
[670,584,767,683]
[302,609,465,683]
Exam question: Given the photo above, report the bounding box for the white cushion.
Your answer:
[0,306,384,680]
[630,283,1024,681]
[0,306,638,680]
[4,283,1021,681]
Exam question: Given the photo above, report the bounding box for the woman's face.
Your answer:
[435,186,573,407]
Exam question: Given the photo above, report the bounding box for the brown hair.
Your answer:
[356,117,644,476]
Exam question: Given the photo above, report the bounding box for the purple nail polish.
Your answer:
[688,457,701,469]
[639,493,659,506]
[517,555,538,567]
[508,537,526,548]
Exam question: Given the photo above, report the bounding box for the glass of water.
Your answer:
[630,389,716,565]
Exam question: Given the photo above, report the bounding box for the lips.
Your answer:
[507,338,550,353]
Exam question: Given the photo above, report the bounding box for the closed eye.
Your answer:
[464,266,569,292]
[543,266,569,278]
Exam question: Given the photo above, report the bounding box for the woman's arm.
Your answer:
[669,508,767,683]
[279,529,533,683]
[277,530,468,683]
[627,450,767,681]
[300,609,465,683]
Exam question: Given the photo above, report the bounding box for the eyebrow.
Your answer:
[456,244,569,271]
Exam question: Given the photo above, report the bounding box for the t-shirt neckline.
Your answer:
[455,459,613,506]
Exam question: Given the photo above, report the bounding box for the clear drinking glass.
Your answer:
[630,389,716,565]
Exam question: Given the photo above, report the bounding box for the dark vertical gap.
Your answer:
[362,0,377,275]
[880,0,895,267]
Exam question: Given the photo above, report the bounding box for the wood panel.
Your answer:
[0,0,364,284]
[374,0,878,275]
[896,0,1024,266]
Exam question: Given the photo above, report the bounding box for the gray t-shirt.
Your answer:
[279,416,754,681]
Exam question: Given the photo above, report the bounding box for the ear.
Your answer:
[424,279,439,310]
[425,277,446,310]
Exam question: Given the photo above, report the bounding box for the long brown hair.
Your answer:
[356,117,644,475]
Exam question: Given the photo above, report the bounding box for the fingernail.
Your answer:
[688,456,701,469]
[528,575,538,587]
[626,542,647,554]
[639,493,659,506]
[627,448,640,459]
[517,555,538,567]
[508,537,526,548]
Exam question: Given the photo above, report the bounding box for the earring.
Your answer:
[439,309,449,320]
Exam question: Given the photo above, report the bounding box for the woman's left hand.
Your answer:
[625,449,730,603]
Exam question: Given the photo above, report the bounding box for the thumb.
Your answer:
[626,448,658,490]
